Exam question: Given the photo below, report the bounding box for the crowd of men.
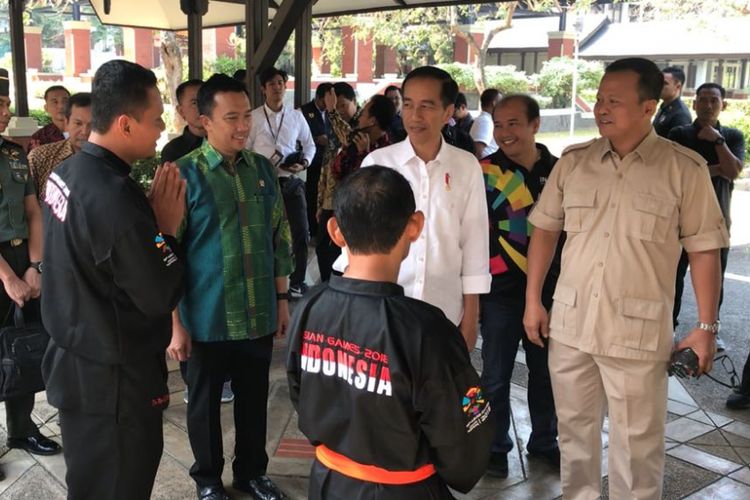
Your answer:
[0,52,746,500]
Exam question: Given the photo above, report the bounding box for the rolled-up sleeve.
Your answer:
[528,154,567,232]
[679,163,730,252]
[459,159,491,294]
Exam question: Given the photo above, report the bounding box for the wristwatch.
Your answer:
[696,320,720,334]
[277,292,290,301]
[714,136,726,146]
[30,261,43,274]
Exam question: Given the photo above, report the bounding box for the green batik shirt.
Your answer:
[175,140,292,342]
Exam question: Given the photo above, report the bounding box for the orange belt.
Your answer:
[315,445,436,485]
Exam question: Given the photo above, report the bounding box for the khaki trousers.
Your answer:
[549,339,668,500]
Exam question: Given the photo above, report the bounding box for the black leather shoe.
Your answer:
[0,465,5,482]
[727,391,750,410]
[528,447,561,468]
[486,452,508,478]
[232,475,285,500]
[197,485,229,500]
[7,435,61,456]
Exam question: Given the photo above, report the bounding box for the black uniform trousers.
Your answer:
[305,161,322,238]
[315,210,341,283]
[186,335,273,488]
[279,177,309,288]
[309,460,456,500]
[58,355,167,500]
[673,246,729,328]
[0,241,42,441]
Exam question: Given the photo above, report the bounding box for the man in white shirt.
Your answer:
[334,66,491,349]
[470,88,502,159]
[247,67,316,297]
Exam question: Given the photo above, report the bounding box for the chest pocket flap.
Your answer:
[634,193,674,218]
[562,189,596,232]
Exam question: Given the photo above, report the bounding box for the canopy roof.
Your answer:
[89,0,506,30]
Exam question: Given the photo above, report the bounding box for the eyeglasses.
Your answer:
[704,354,740,390]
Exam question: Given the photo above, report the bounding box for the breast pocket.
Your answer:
[562,189,596,233]
[628,192,676,243]
[613,297,663,352]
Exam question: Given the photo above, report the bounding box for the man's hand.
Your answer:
[324,88,337,113]
[314,134,329,147]
[22,267,41,299]
[697,125,721,143]
[149,162,186,236]
[3,275,31,308]
[675,328,716,375]
[167,322,192,362]
[283,163,305,174]
[352,131,370,154]
[523,300,550,348]
[276,299,290,338]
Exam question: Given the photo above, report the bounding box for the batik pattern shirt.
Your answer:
[176,141,292,342]
[28,139,74,203]
[27,123,65,153]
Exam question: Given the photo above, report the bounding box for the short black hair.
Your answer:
[333,166,416,254]
[696,82,726,100]
[366,95,396,130]
[259,67,288,86]
[232,69,246,82]
[662,66,686,86]
[496,94,540,122]
[315,82,333,100]
[480,88,500,110]
[175,79,203,104]
[333,82,356,102]
[384,85,402,96]
[44,85,70,100]
[65,92,91,120]
[91,60,158,134]
[402,66,458,108]
[197,73,249,117]
[605,57,664,102]
[455,92,468,108]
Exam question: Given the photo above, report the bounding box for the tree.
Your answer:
[161,31,183,130]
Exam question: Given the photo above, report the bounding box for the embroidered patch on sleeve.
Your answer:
[463,386,491,433]
[155,233,178,267]
[45,172,70,222]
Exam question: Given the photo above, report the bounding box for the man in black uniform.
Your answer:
[653,66,692,137]
[41,60,186,500]
[287,166,493,499]
[161,79,205,163]
[0,69,61,482]
[301,83,332,238]
[669,82,744,350]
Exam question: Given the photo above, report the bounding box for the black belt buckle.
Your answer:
[9,238,23,247]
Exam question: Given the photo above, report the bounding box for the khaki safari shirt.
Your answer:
[529,130,729,361]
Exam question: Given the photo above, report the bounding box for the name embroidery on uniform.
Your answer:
[155,233,178,267]
[462,386,491,433]
[45,172,70,222]
[300,330,392,397]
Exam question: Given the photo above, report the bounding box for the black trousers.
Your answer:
[279,177,309,287]
[309,460,455,500]
[305,161,322,238]
[673,247,729,328]
[315,210,341,283]
[0,241,41,441]
[59,356,167,500]
[186,335,274,488]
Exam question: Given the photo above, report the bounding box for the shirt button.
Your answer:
[617,173,623,179]
[419,256,425,262]
[604,232,610,238]
[593,292,599,298]
[610,203,616,208]
[597,262,603,267]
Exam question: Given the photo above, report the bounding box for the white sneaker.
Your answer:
[716,336,726,352]
[221,381,234,404]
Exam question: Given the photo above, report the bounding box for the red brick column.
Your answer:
[547,31,575,59]
[341,25,355,76]
[24,27,43,71]
[124,28,155,68]
[215,27,235,58]
[454,36,469,64]
[63,21,91,76]
[356,32,374,83]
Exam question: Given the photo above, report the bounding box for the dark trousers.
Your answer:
[59,357,167,500]
[0,241,40,441]
[279,177,309,287]
[186,335,273,488]
[480,295,557,454]
[674,247,729,328]
[305,162,322,238]
[309,460,455,500]
[315,210,341,282]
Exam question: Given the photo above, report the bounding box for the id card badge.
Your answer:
[270,150,284,168]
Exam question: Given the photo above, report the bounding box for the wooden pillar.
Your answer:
[246,0,268,107]
[294,3,313,107]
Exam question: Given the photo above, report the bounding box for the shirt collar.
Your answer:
[398,135,449,164]
[200,140,248,172]
[692,119,723,132]
[328,275,404,297]
[81,142,132,175]
[263,102,285,115]
[599,128,660,163]
[490,143,554,172]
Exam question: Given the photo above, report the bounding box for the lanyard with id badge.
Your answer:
[264,106,286,168]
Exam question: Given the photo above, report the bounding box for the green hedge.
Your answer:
[131,154,161,192]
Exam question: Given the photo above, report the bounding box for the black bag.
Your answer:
[0,305,49,401]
